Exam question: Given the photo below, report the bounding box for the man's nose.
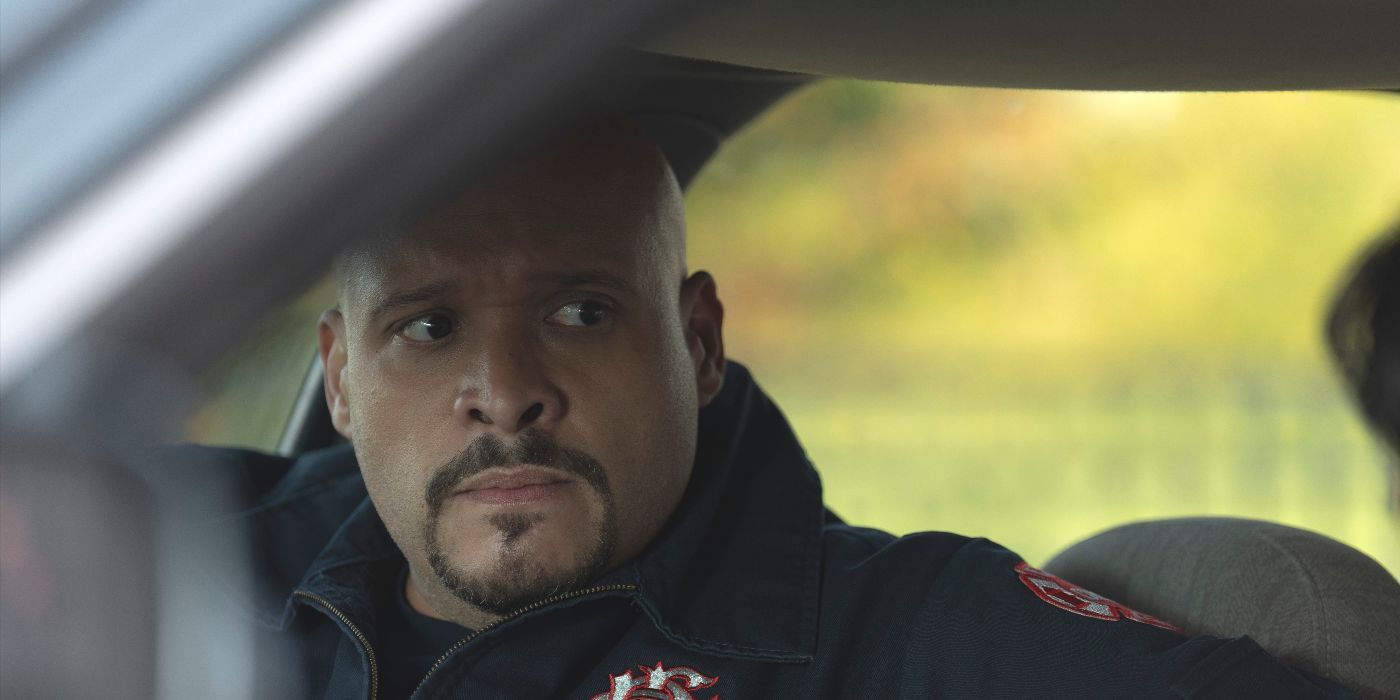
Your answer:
[452,335,564,434]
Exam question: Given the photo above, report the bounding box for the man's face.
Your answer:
[319,129,724,622]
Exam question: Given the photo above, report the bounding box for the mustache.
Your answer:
[424,429,610,516]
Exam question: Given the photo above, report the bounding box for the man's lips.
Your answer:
[454,466,574,506]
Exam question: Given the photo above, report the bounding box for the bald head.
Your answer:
[316,120,724,630]
[336,123,686,314]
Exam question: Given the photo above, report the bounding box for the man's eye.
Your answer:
[399,314,454,342]
[547,301,610,327]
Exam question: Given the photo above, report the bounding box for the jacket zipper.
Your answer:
[410,582,640,698]
[293,590,380,700]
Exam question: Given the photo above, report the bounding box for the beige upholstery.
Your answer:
[1045,517,1400,698]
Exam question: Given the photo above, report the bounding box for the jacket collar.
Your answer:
[243,362,825,662]
[628,362,824,662]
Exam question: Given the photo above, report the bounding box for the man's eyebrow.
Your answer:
[537,270,634,293]
[367,281,458,320]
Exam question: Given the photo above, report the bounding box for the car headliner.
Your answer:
[643,0,1400,90]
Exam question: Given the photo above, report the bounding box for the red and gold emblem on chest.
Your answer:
[591,661,720,700]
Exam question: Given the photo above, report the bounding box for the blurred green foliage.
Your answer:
[687,83,1400,574]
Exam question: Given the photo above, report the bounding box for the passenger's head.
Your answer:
[1327,223,1400,509]
[318,123,725,625]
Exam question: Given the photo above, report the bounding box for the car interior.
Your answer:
[2,0,1398,697]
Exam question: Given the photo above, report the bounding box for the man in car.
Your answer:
[215,121,1352,697]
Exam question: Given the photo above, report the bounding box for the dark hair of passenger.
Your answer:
[1326,222,1400,463]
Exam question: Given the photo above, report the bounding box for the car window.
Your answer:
[189,81,1400,574]
[187,277,333,449]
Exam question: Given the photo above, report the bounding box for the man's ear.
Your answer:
[318,309,354,439]
[679,271,725,407]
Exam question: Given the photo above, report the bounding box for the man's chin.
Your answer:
[423,493,619,616]
[428,548,600,616]
[426,526,618,616]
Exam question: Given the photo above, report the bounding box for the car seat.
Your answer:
[1045,517,1400,697]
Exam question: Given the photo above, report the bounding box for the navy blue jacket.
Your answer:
[190,363,1351,698]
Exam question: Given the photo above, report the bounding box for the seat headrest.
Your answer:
[1045,517,1400,697]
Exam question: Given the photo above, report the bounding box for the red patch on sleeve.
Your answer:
[1015,562,1184,633]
